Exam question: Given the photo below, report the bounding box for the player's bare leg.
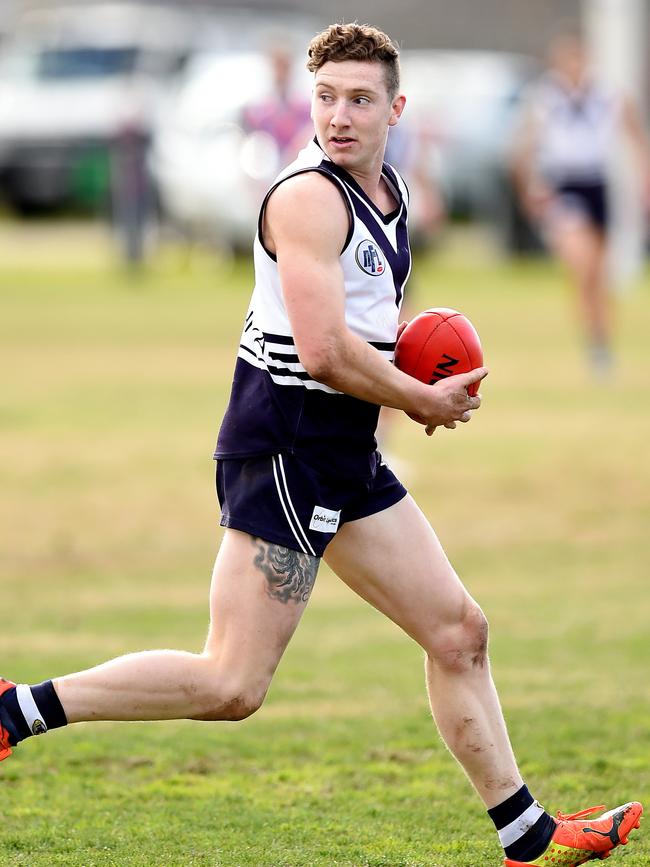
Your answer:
[549,219,613,369]
[325,494,521,808]
[3,530,317,738]
[325,494,643,863]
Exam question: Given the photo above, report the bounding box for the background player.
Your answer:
[0,23,642,867]
[511,29,650,375]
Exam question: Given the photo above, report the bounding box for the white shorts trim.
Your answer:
[272,455,316,557]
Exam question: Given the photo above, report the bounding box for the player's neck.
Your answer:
[347,161,391,212]
[360,175,398,216]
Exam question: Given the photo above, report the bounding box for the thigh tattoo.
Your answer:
[252,538,319,604]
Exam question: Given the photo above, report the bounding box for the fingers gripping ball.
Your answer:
[394,308,483,396]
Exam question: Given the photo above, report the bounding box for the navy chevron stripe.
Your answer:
[328,160,400,225]
[324,162,410,306]
[349,194,410,306]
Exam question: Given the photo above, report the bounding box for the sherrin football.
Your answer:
[394,307,484,396]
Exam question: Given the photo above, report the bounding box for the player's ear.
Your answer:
[388,94,406,127]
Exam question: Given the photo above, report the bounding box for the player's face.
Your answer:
[311,60,405,175]
[550,36,588,87]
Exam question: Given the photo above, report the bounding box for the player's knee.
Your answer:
[219,687,266,721]
[194,677,269,722]
[426,602,489,674]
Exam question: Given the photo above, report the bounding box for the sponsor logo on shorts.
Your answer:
[355,240,385,276]
[309,505,341,533]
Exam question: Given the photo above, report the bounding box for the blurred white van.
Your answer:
[0,3,195,211]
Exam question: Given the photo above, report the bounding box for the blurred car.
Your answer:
[150,48,313,252]
[399,50,539,237]
[0,2,198,212]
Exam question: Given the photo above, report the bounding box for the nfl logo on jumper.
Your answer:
[355,240,385,276]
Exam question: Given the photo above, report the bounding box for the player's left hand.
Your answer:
[427,405,478,435]
[419,367,486,435]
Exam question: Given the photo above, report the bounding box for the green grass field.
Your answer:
[1,224,649,866]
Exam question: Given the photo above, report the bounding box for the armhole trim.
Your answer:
[257,167,355,262]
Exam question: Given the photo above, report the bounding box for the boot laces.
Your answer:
[556,805,605,822]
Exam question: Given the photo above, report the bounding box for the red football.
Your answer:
[394,307,483,396]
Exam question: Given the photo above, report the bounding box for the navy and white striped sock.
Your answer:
[488,784,556,862]
[1,681,67,744]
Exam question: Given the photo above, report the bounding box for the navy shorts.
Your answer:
[216,452,407,558]
[554,180,609,230]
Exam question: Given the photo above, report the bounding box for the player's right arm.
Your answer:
[263,172,485,433]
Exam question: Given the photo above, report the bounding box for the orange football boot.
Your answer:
[0,678,17,761]
[504,801,643,865]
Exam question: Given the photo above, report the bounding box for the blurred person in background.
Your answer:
[511,29,650,375]
[110,115,153,267]
[237,43,313,220]
[242,44,313,168]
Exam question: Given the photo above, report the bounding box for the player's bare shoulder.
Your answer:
[263,171,350,257]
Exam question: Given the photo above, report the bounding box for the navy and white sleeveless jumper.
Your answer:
[215,138,412,480]
[526,74,620,229]
[529,73,619,186]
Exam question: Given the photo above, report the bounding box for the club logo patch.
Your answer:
[31,719,47,736]
[355,240,385,276]
[309,505,341,533]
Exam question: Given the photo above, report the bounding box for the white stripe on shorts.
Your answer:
[276,454,316,556]
[271,456,314,557]
[16,684,47,735]
[498,801,545,849]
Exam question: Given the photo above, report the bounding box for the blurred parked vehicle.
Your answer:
[0,2,197,213]
[399,50,540,249]
[150,49,313,252]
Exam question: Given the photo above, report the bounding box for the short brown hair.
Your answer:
[307,22,400,99]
